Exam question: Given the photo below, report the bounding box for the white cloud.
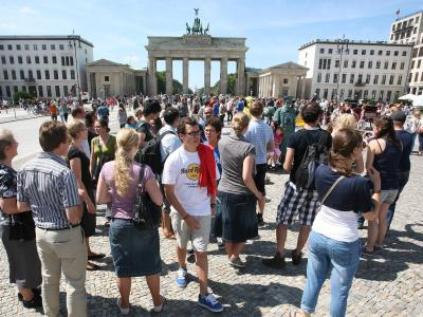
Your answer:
[19,6,38,15]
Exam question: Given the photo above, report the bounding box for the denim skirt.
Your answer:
[109,219,161,277]
[218,191,258,243]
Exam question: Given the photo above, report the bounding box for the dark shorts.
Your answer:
[81,190,96,237]
[109,219,161,277]
[218,191,258,243]
[254,164,267,194]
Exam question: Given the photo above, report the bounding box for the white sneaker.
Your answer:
[116,298,130,315]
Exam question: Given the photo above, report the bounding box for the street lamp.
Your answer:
[69,36,81,103]
[335,36,349,102]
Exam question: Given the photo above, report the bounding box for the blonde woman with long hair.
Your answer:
[96,128,164,314]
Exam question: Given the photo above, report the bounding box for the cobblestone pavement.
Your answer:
[1,156,422,317]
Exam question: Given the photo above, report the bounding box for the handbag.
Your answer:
[132,164,162,230]
[8,211,36,241]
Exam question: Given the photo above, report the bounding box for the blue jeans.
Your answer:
[301,231,361,317]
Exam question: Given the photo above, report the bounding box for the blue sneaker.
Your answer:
[198,293,223,313]
[175,268,187,288]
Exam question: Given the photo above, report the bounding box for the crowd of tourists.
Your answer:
[0,92,417,316]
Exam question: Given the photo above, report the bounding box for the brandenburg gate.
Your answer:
[145,9,247,96]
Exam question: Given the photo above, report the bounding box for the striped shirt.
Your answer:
[17,152,80,229]
[244,118,274,164]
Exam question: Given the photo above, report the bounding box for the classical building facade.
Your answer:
[298,39,413,102]
[389,10,423,95]
[0,35,93,99]
[86,59,147,99]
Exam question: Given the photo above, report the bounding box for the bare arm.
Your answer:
[266,139,275,153]
[145,178,163,206]
[353,152,365,174]
[1,197,28,214]
[283,148,295,172]
[17,201,31,213]
[164,184,200,229]
[366,142,376,171]
[96,172,112,204]
[65,205,83,225]
[242,154,262,199]
[89,141,97,176]
[70,157,91,204]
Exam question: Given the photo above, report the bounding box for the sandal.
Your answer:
[86,262,100,271]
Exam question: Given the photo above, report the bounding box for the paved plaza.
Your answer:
[0,142,422,316]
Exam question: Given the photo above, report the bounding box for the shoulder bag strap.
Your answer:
[321,175,345,205]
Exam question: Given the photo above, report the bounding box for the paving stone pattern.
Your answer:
[0,157,422,316]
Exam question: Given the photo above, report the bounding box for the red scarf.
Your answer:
[197,144,217,196]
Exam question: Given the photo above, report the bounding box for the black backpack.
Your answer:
[137,130,176,175]
[294,131,329,189]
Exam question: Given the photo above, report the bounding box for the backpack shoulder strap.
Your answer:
[321,175,345,205]
[137,164,146,192]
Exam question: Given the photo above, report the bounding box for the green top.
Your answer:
[91,135,117,165]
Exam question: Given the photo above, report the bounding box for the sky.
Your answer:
[1,0,422,89]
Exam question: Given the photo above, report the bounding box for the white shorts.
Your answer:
[170,210,211,253]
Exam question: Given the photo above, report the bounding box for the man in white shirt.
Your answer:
[162,117,223,313]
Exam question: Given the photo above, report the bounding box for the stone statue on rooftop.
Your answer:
[185,8,210,36]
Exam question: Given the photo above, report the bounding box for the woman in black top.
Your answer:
[0,129,42,308]
[67,120,104,270]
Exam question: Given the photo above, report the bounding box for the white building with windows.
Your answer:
[0,35,94,100]
[298,39,412,102]
[389,10,423,95]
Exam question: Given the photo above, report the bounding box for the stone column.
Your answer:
[148,56,157,96]
[220,57,228,94]
[183,58,189,94]
[301,76,306,99]
[236,57,246,96]
[204,58,211,95]
[165,57,173,95]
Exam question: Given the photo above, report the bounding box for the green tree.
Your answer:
[156,71,193,95]
[13,91,33,104]
[207,73,237,96]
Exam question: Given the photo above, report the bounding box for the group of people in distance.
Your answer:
[0,93,414,317]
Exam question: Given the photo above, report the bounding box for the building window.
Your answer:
[344,60,348,68]
[392,62,397,70]
[371,90,377,99]
[45,70,50,80]
[50,44,56,50]
[359,61,365,68]
[21,86,26,93]
[0,56,5,64]
[24,44,29,50]
[333,74,338,83]
[7,44,12,50]
[43,56,48,64]
[61,56,65,66]
[317,73,322,83]
[402,51,407,56]
[361,49,366,55]
[368,61,373,68]
[358,74,363,83]
[283,78,288,84]
[70,56,74,66]
[28,70,33,79]
[9,56,14,64]
[36,70,42,80]
[52,56,57,64]
[370,50,374,55]
[11,70,16,80]
[38,86,43,97]
[54,70,59,80]
[335,60,340,68]
[47,85,52,97]
[342,74,346,83]
[400,62,405,70]
[376,61,381,69]
[66,57,70,66]
[70,70,75,80]
[381,75,386,85]
[320,48,325,54]
[34,56,39,64]
[348,89,352,98]
[386,50,391,56]
[328,48,333,54]
[59,44,64,50]
[42,44,47,50]
[64,85,69,96]
[26,56,32,64]
[20,70,24,79]
[323,89,328,98]
[353,49,358,55]
[373,75,379,85]
[387,91,392,101]
[350,74,355,84]
[18,56,23,64]
[366,74,371,84]
[397,75,402,85]
[327,59,331,70]
[325,73,330,83]
[418,60,422,68]
[5,86,11,97]
[364,90,368,98]
[105,76,110,82]
[0,45,3,50]
[16,44,21,50]
[55,85,60,97]
[352,60,356,68]
[414,72,419,82]
[3,70,8,80]
[384,61,389,69]
[62,70,67,80]
[378,50,383,55]
[394,50,399,56]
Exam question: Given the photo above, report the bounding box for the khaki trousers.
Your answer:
[36,226,87,317]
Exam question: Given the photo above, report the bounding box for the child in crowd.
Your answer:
[268,126,283,169]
